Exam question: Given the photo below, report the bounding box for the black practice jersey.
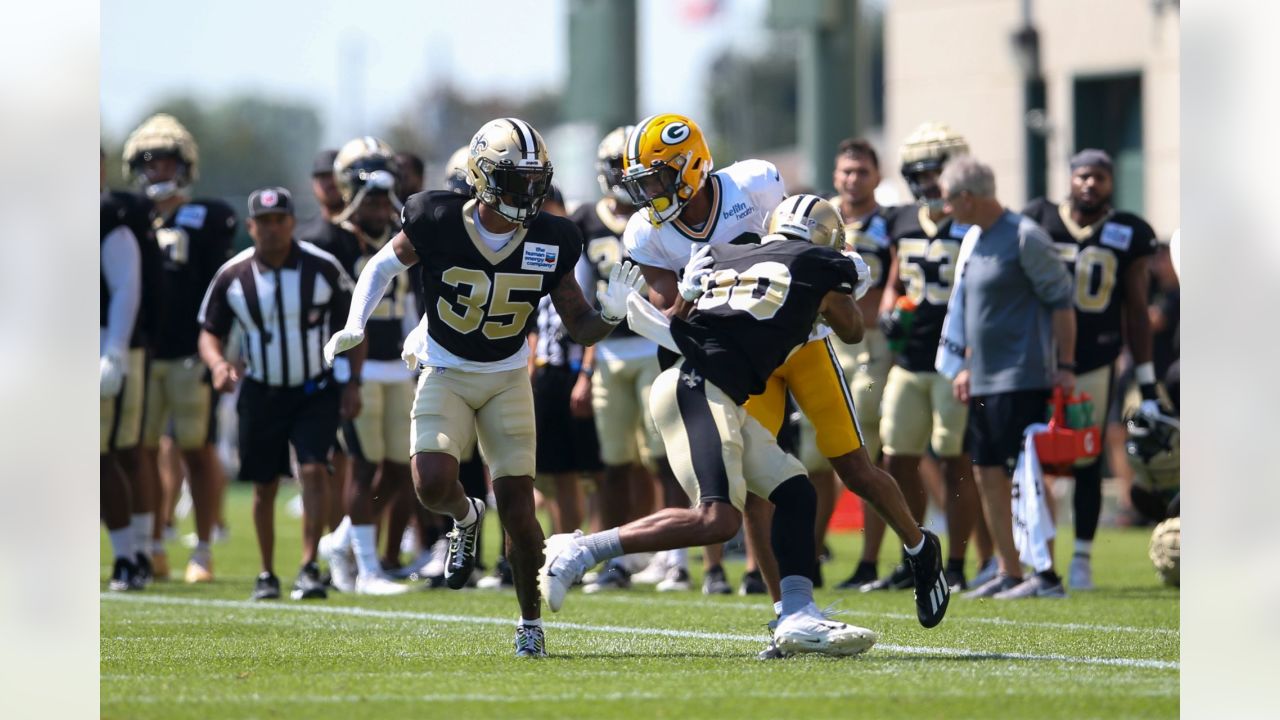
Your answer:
[152,198,237,359]
[302,220,410,362]
[572,199,638,340]
[400,191,582,363]
[832,200,893,293]
[672,240,858,405]
[887,205,972,372]
[1023,198,1157,373]
[101,190,162,349]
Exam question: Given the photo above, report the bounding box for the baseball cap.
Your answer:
[248,186,294,218]
[312,149,339,176]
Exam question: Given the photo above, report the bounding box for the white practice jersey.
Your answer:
[623,159,785,272]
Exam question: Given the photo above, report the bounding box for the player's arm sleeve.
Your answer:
[197,261,235,338]
[1018,222,1073,309]
[101,226,142,358]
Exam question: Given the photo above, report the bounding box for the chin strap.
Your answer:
[624,293,679,353]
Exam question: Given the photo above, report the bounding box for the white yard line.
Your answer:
[583,593,1180,636]
[101,594,1178,671]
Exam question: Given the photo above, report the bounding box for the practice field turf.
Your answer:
[101,484,1178,719]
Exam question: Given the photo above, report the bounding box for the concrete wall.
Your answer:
[884,0,1179,236]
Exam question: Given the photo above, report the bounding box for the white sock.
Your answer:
[519,616,543,628]
[772,600,783,617]
[780,576,814,617]
[1074,539,1093,556]
[192,542,211,563]
[351,524,381,577]
[455,498,480,527]
[669,547,688,570]
[332,515,353,548]
[108,527,134,561]
[131,513,154,557]
[581,528,624,566]
[904,534,926,556]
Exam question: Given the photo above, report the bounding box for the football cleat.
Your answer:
[739,569,768,596]
[945,569,968,592]
[355,572,410,596]
[962,574,1020,600]
[251,572,280,601]
[994,572,1066,600]
[860,563,913,592]
[631,551,670,585]
[835,562,879,590]
[320,532,357,593]
[702,565,732,595]
[906,529,950,628]
[656,566,691,592]
[476,556,515,590]
[971,556,998,588]
[757,618,786,660]
[444,499,486,590]
[583,561,630,594]
[291,563,328,600]
[108,557,139,592]
[1069,553,1095,591]
[774,604,877,657]
[538,531,592,612]
[184,556,214,584]
[132,552,153,590]
[515,624,548,658]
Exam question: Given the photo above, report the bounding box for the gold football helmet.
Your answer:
[123,113,199,200]
[764,194,846,249]
[899,122,969,208]
[444,145,471,195]
[596,125,635,204]
[466,117,554,227]
[621,113,712,226]
[334,136,398,205]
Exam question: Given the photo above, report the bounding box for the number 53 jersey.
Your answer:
[671,240,859,405]
[1022,198,1157,373]
[400,191,583,370]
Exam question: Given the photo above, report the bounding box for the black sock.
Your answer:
[946,558,966,575]
[767,475,819,582]
[1073,460,1103,541]
[855,560,877,575]
[1037,569,1061,585]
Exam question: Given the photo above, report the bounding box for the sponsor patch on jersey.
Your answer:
[1100,222,1133,251]
[175,204,208,229]
[865,215,889,247]
[522,243,559,272]
[949,222,972,239]
[721,201,752,221]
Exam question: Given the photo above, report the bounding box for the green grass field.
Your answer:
[102,484,1178,719]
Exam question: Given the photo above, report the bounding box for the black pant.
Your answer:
[237,377,340,483]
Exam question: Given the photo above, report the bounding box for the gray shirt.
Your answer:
[962,210,1072,395]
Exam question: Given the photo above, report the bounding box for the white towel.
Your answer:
[935,223,981,379]
[1012,423,1056,573]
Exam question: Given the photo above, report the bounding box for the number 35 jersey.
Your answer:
[400,191,583,369]
[1023,198,1157,373]
[886,205,971,372]
[672,240,858,405]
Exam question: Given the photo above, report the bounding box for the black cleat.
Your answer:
[860,563,914,592]
[702,565,732,595]
[738,569,767,596]
[291,562,328,600]
[835,562,879,590]
[906,529,950,628]
[252,572,281,601]
[109,557,139,592]
[945,568,968,592]
[444,499,485,590]
[132,552,153,589]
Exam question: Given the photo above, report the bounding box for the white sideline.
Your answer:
[101,594,1179,670]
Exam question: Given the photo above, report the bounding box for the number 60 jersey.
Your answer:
[672,239,859,405]
[400,191,583,368]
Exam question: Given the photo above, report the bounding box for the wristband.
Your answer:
[580,365,594,377]
[1058,360,1076,372]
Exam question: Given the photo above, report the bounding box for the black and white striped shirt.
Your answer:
[199,240,354,388]
[532,295,583,370]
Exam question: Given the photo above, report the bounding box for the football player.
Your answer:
[859,123,986,593]
[621,114,945,608]
[571,126,669,594]
[123,113,236,584]
[541,205,949,657]
[325,118,626,657]
[101,148,151,590]
[1023,149,1161,591]
[307,137,412,595]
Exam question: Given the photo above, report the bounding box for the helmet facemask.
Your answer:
[474,157,554,228]
[597,154,630,204]
[622,158,690,226]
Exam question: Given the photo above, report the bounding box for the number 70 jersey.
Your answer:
[400,191,583,368]
[671,239,859,404]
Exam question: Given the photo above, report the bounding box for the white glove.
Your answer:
[677,244,715,302]
[100,353,126,398]
[401,319,428,371]
[324,328,365,366]
[843,250,872,301]
[598,260,645,324]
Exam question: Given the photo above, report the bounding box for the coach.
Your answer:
[940,158,1075,601]
[197,186,360,601]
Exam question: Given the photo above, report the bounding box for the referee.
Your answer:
[197,186,362,601]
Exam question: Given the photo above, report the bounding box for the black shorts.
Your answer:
[236,376,341,484]
[966,388,1051,473]
[532,365,602,475]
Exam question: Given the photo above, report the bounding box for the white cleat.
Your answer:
[631,551,669,585]
[1069,554,1095,591]
[320,533,357,593]
[774,604,877,657]
[355,572,410,596]
[538,531,592,612]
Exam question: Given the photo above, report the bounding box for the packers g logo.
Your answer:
[660,122,690,146]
